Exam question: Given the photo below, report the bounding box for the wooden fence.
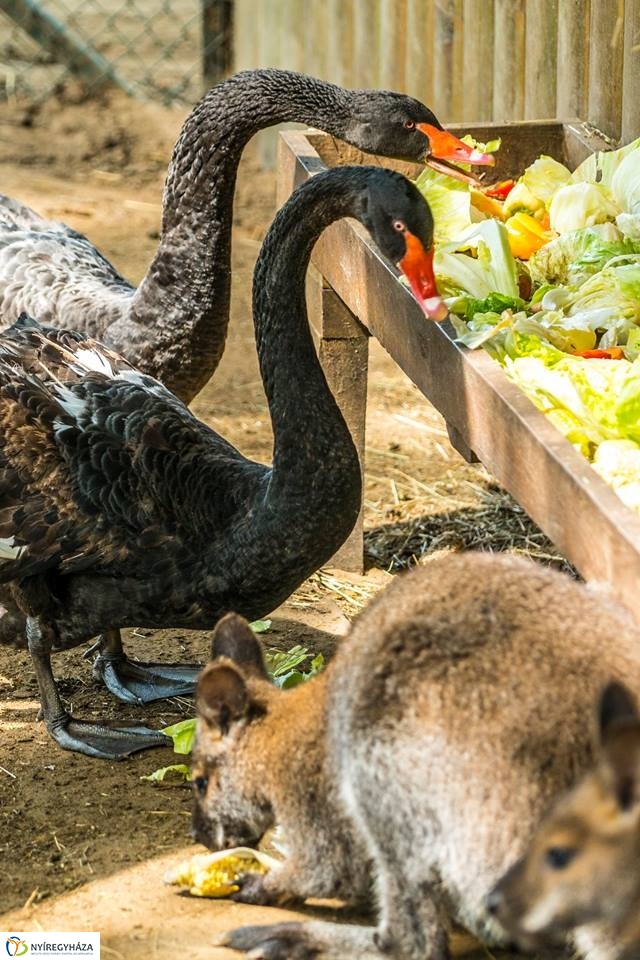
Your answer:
[234,0,640,145]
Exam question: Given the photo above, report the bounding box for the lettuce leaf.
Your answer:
[435,220,519,299]
[525,257,640,348]
[414,165,474,243]
[504,352,630,455]
[592,439,640,511]
[519,155,573,206]
[611,148,640,216]
[549,182,620,234]
[527,223,638,287]
[572,137,640,189]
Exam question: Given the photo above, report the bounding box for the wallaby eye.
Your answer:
[544,846,577,870]
[404,119,416,130]
[193,775,209,796]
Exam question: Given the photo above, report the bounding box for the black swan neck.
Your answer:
[128,70,352,402]
[255,168,372,524]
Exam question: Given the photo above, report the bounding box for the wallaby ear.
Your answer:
[196,662,251,736]
[211,613,269,679]
[598,682,640,812]
[599,682,639,739]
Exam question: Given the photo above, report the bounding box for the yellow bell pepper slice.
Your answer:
[470,188,506,220]
[505,211,554,259]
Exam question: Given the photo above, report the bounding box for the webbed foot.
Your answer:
[47,711,172,759]
[91,652,201,704]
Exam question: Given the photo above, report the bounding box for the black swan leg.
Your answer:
[88,629,201,704]
[26,617,172,760]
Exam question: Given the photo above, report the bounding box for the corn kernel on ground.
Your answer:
[164,847,278,898]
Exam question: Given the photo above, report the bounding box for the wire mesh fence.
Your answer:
[0,0,233,105]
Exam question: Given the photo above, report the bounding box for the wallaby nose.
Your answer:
[486,887,503,916]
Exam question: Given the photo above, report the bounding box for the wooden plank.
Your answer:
[493,0,525,120]
[556,0,590,120]
[460,0,494,122]
[622,0,640,144]
[405,0,434,104]
[309,121,567,184]
[307,269,369,574]
[446,121,565,177]
[588,0,624,140]
[379,0,407,92]
[305,0,328,79]
[278,128,640,623]
[524,0,558,120]
[230,0,253,71]
[433,0,463,120]
[352,0,379,88]
[308,119,609,186]
[326,0,355,88]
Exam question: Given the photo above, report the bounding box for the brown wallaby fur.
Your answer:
[488,681,640,960]
[190,552,640,960]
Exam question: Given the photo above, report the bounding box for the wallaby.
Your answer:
[190,551,640,960]
[487,680,640,960]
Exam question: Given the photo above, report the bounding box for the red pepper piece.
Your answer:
[484,179,516,200]
[574,348,625,360]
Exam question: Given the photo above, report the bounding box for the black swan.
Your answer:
[0,68,492,407]
[0,165,444,759]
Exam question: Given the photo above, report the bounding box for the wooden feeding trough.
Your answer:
[277,122,640,623]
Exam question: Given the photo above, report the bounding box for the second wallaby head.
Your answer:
[488,681,640,960]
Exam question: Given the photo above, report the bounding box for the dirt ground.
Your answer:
[0,88,565,955]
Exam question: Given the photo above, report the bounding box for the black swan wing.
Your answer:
[0,197,133,334]
[0,321,249,584]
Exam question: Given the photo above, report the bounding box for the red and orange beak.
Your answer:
[418,123,495,185]
[399,232,448,323]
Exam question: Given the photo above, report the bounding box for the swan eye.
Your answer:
[404,119,416,130]
[393,220,407,233]
[193,775,209,796]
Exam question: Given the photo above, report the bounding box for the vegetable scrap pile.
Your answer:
[416,137,640,514]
